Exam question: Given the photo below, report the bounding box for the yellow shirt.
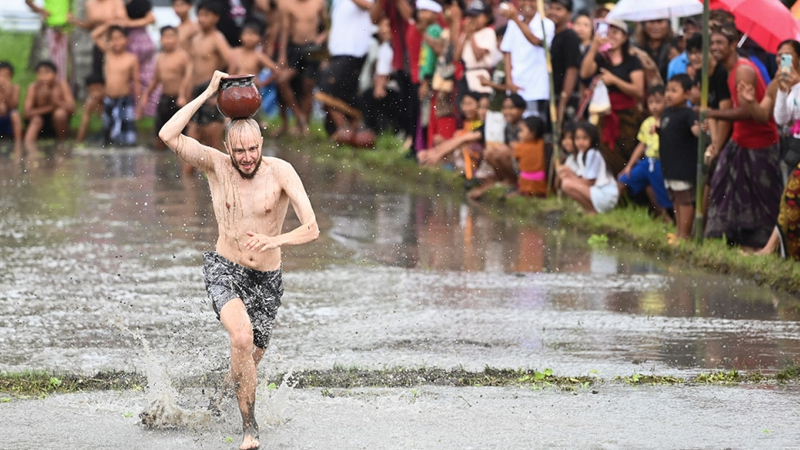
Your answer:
[637,116,660,159]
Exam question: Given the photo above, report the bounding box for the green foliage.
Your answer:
[587,234,609,249]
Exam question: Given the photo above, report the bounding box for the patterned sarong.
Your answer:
[102,96,137,146]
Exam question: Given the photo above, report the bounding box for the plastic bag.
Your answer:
[589,80,611,115]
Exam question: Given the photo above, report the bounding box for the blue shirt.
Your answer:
[667,52,690,81]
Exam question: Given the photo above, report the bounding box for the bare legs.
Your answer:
[24,107,71,143]
[561,178,597,214]
[220,298,261,450]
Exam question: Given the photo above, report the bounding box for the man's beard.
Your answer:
[231,154,262,179]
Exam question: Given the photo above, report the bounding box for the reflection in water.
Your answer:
[0,142,799,374]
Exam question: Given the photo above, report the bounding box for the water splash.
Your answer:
[258,370,295,427]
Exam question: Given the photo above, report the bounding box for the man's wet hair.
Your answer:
[505,93,526,110]
[161,25,178,36]
[225,118,261,146]
[647,84,665,98]
[669,73,693,92]
[0,61,13,76]
[85,72,105,86]
[108,25,128,37]
[171,0,193,4]
[197,1,223,16]
[34,60,57,73]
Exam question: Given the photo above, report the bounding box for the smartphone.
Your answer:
[596,22,609,38]
[781,54,793,75]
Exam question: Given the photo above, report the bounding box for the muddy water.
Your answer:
[2,141,800,448]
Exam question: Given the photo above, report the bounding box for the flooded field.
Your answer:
[1,141,799,448]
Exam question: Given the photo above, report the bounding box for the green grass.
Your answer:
[0,370,145,398]
[0,32,37,110]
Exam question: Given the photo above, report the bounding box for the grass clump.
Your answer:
[0,370,145,398]
[776,363,800,381]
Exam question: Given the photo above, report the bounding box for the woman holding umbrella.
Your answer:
[579,19,645,176]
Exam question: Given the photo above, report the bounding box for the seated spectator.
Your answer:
[659,74,700,241]
[557,121,618,214]
[480,93,526,189]
[417,92,486,171]
[92,25,140,146]
[76,73,106,143]
[617,85,672,222]
[0,61,23,142]
[23,60,74,143]
[513,115,547,197]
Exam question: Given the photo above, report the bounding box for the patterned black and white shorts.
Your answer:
[202,252,284,349]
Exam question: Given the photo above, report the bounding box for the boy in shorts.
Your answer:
[76,73,106,143]
[137,26,192,149]
[0,61,23,142]
[659,74,701,241]
[618,85,673,222]
[23,60,75,142]
[92,24,140,146]
[172,0,199,53]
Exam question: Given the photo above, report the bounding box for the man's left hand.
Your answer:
[245,231,280,252]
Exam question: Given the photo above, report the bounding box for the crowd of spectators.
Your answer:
[3,0,800,263]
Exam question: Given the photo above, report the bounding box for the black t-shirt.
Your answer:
[593,53,644,95]
[693,63,731,110]
[659,106,699,182]
[551,28,581,96]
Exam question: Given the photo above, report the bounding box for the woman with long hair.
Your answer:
[634,19,674,82]
[579,19,645,176]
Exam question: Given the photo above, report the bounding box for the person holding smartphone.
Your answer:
[579,18,645,177]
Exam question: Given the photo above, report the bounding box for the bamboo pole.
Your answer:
[693,0,710,241]
[536,0,561,199]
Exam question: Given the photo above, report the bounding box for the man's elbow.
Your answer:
[306,219,320,241]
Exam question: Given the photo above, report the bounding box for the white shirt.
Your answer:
[328,0,375,57]
[375,41,394,76]
[582,148,614,187]
[774,84,800,136]
[499,13,555,101]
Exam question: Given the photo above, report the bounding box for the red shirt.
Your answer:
[405,23,423,84]
[728,59,779,149]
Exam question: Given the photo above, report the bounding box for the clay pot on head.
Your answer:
[217,75,262,119]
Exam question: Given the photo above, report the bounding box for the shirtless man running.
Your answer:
[159,70,319,450]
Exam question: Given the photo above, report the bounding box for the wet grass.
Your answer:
[0,370,145,399]
[289,133,800,297]
[3,365,800,401]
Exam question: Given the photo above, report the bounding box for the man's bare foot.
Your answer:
[240,424,259,449]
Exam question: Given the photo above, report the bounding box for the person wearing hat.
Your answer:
[579,18,645,177]
[547,0,581,127]
[455,0,498,94]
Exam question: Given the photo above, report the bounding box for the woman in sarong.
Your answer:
[123,0,157,117]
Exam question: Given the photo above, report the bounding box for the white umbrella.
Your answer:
[606,0,703,21]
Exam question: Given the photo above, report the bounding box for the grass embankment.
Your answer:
[293,133,800,296]
[3,365,800,400]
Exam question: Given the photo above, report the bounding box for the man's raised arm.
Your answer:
[158,70,228,171]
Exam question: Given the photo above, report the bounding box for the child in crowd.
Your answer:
[76,73,105,143]
[172,0,198,53]
[561,122,579,173]
[558,121,618,214]
[92,25,140,146]
[23,60,74,142]
[480,93,526,193]
[502,94,526,146]
[0,61,23,142]
[417,92,486,173]
[137,26,192,149]
[230,21,281,128]
[513,115,547,197]
[617,85,673,221]
[659,73,700,241]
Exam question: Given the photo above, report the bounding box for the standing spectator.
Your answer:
[704,25,781,249]
[455,0,497,95]
[660,74,701,241]
[317,0,374,142]
[68,0,128,77]
[363,18,402,134]
[572,11,593,55]
[26,0,71,82]
[172,0,199,53]
[122,0,158,117]
[666,19,699,80]
[498,0,555,122]
[580,18,645,176]
[425,1,460,148]
[546,0,581,127]
[633,19,674,82]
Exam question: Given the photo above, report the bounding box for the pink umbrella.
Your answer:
[707,0,800,52]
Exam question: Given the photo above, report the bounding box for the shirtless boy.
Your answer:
[137,26,192,149]
[76,73,106,143]
[231,22,282,125]
[158,70,319,450]
[189,1,233,151]
[0,62,23,142]
[92,25,140,146]
[276,0,328,136]
[23,60,75,143]
[172,0,199,53]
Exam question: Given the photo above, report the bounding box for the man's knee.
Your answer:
[230,328,254,354]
